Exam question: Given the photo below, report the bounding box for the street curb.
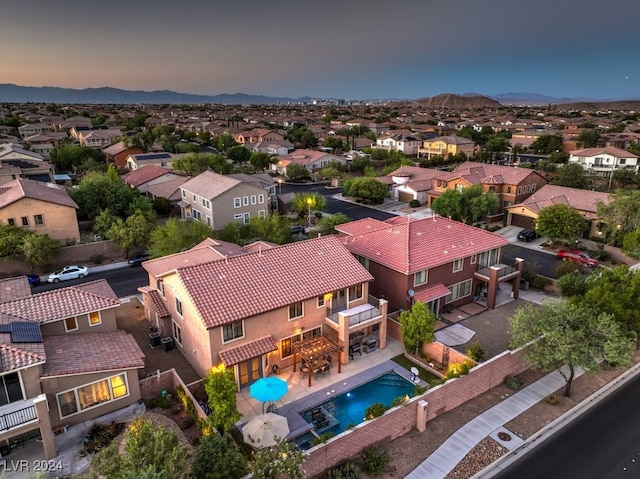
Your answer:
[471,359,640,478]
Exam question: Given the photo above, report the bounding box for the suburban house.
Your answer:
[235,128,285,145]
[17,123,55,137]
[0,277,144,460]
[103,141,144,168]
[568,147,639,177]
[417,135,475,160]
[379,165,440,204]
[121,164,190,203]
[138,236,388,388]
[76,128,123,149]
[505,184,611,236]
[335,216,521,312]
[273,149,347,177]
[0,178,80,243]
[178,170,271,228]
[125,152,177,171]
[21,133,68,160]
[0,144,54,184]
[427,161,548,213]
[250,140,294,156]
[375,133,422,156]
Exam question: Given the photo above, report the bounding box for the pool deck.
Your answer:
[236,337,425,434]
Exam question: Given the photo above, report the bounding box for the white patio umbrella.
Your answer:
[242,412,290,448]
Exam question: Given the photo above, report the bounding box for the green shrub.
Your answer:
[391,395,408,408]
[364,403,387,420]
[545,393,560,405]
[413,385,428,396]
[327,461,360,479]
[409,199,420,208]
[362,445,389,476]
[466,341,486,362]
[504,375,521,391]
[555,260,581,277]
[191,433,247,479]
[311,431,335,446]
[531,274,552,289]
[89,254,104,265]
[589,249,609,260]
[444,359,475,380]
[557,272,588,297]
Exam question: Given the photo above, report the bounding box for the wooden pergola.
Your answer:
[292,335,344,387]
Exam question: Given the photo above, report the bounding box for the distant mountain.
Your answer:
[0,84,312,105]
[397,93,503,109]
[491,92,640,106]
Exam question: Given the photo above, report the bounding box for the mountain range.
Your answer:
[0,83,637,107]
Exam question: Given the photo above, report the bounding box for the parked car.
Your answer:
[128,251,151,267]
[556,250,598,268]
[47,265,89,283]
[27,274,41,287]
[290,225,305,235]
[517,228,538,242]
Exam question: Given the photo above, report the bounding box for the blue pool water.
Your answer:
[301,372,415,440]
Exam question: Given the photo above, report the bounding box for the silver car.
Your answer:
[47,265,89,283]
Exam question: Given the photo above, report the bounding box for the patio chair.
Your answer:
[349,343,362,359]
[265,403,278,414]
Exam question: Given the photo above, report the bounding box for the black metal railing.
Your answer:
[0,404,38,431]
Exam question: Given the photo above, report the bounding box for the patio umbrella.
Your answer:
[249,377,288,403]
[243,412,290,447]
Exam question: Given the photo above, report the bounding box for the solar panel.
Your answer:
[10,322,43,343]
[137,153,171,160]
[0,325,11,334]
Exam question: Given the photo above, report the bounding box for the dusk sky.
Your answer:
[2,0,639,101]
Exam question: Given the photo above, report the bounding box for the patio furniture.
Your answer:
[300,367,309,379]
[363,338,378,353]
[349,343,361,359]
[265,403,278,414]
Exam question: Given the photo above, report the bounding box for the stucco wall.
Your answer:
[0,197,79,242]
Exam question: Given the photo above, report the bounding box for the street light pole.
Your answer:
[306,198,312,230]
[277,178,282,195]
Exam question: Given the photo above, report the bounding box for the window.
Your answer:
[158,280,165,298]
[193,194,196,201]
[234,197,241,208]
[317,295,325,307]
[243,196,249,206]
[478,248,500,267]
[280,326,321,359]
[172,320,182,346]
[34,214,44,226]
[0,372,23,406]
[175,298,183,317]
[222,320,244,343]
[243,212,250,224]
[181,190,186,198]
[455,184,464,192]
[258,210,266,218]
[206,216,212,226]
[258,194,264,204]
[470,254,477,264]
[357,256,369,270]
[21,216,29,226]
[251,195,257,205]
[64,317,78,332]
[234,214,243,219]
[289,301,303,320]
[348,284,363,301]
[453,258,463,272]
[56,373,129,418]
[414,269,428,286]
[506,186,512,194]
[446,279,472,303]
[89,311,101,326]
[7,218,15,226]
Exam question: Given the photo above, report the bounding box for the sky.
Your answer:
[1,0,639,101]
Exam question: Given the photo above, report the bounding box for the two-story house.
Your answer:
[273,149,347,177]
[427,161,548,214]
[103,141,144,168]
[335,216,522,312]
[568,147,639,177]
[0,178,80,243]
[235,128,285,145]
[78,129,123,149]
[0,144,54,184]
[375,133,422,156]
[178,170,270,228]
[0,277,144,459]
[380,166,440,204]
[417,135,475,160]
[122,165,190,204]
[138,236,388,388]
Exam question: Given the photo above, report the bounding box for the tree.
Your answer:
[315,213,351,236]
[249,151,273,171]
[431,184,499,224]
[509,300,634,397]
[341,177,388,205]
[291,192,327,218]
[611,168,638,189]
[191,433,248,479]
[20,233,61,272]
[621,228,640,259]
[535,204,587,244]
[285,164,310,181]
[551,163,592,189]
[577,129,600,148]
[106,209,156,257]
[0,224,30,258]
[246,213,292,245]
[149,218,213,256]
[204,366,241,434]
[216,133,238,152]
[530,134,563,155]
[172,153,231,176]
[226,145,251,163]
[50,144,105,172]
[596,189,640,246]
[398,301,436,356]
[251,437,305,479]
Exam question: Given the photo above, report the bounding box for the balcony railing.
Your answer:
[475,263,519,280]
[0,399,38,432]
[327,295,382,327]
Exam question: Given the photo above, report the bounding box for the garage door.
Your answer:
[510,214,535,229]
[398,191,414,203]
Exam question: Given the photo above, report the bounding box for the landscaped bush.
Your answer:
[391,395,408,408]
[444,359,475,380]
[504,375,521,391]
[589,249,609,260]
[191,433,248,479]
[413,385,428,396]
[311,431,336,446]
[81,421,123,454]
[466,341,486,362]
[409,199,420,208]
[531,274,552,289]
[364,403,387,420]
[555,260,581,277]
[327,461,360,479]
[362,445,389,476]
[557,272,588,297]
[545,393,560,405]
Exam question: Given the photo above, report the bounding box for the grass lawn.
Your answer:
[391,354,441,386]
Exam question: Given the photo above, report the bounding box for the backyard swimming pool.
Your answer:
[299,371,415,445]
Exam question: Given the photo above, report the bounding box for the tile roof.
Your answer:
[414,283,451,303]
[0,333,46,371]
[0,277,32,302]
[570,147,638,158]
[218,335,277,367]
[0,178,78,209]
[121,164,175,187]
[41,331,145,377]
[0,279,120,324]
[138,287,171,317]
[180,170,245,199]
[508,184,611,214]
[440,161,542,186]
[178,235,374,328]
[144,176,190,201]
[335,216,508,274]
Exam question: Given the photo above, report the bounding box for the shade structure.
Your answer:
[243,412,290,447]
[249,377,288,403]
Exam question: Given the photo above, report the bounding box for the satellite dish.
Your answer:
[408,289,415,297]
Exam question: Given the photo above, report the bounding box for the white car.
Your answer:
[48,265,89,283]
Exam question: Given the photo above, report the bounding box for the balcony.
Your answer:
[475,263,520,281]
[326,296,383,328]
[0,398,38,432]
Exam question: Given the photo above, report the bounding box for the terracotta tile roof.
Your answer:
[0,333,46,371]
[41,331,145,377]
[218,335,277,367]
[414,283,451,303]
[178,236,373,328]
[138,287,171,317]
[570,147,638,158]
[335,216,508,274]
[144,176,190,201]
[241,241,279,254]
[438,161,542,186]
[0,277,32,302]
[180,170,244,199]
[143,238,246,278]
[0,279,120,324]
[0,178,78,209]
[509,184,611,214]
[121,164,175,187]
